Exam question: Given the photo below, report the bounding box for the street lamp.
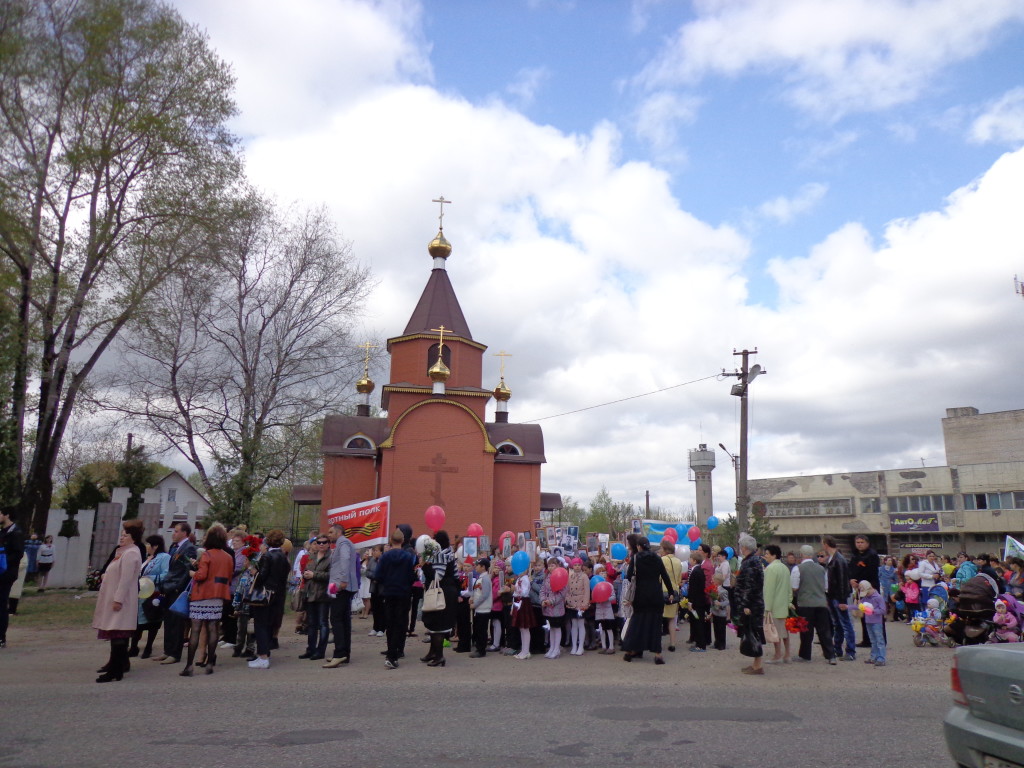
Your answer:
[722,349,765,534]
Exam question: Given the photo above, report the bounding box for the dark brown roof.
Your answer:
[402,268,472,339]
[292,485,323,505]
[486,422,546,464]
[540,492,563,511]
[322,414,390,454]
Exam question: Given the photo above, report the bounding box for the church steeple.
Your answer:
[402,195,472,339]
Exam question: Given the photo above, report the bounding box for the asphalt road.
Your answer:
[2,603,956,768]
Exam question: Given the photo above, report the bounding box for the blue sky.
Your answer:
[165,0,1024,516]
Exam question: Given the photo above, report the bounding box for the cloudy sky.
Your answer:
[170,0,1024,518]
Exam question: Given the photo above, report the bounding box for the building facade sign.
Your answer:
[765,499,853,518]
[888,513,940,532]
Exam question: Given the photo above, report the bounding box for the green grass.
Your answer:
[13,588,99,629]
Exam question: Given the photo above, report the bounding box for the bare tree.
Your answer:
[99,196,374,526]
[0,0,239,530]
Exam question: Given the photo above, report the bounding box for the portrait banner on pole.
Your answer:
[1005,535,1024,561]
[326,496,390,549]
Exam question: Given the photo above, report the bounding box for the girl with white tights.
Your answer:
[565,558,591,656]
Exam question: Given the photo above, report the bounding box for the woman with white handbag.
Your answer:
[420,530,458,667]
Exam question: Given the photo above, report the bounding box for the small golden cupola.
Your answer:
[429,324,451,395]
[356,341,377,416]
[493,350,512,423]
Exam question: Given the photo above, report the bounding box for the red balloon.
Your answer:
[466,523,484,537]
[592,580,613,603]
[550,566,569,592]
[424,505,445,532]
[687,525,701,542]
[664,527,679,542]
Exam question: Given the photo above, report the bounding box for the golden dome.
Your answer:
[428,358,451,383]
[356,375,375,394]
[493,379,511,402]
[428,230,452,260]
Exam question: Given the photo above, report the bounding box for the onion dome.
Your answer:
[428,357,451,383]
[493,378,511,402]
[356,375,375,394]
[428,230,452,260]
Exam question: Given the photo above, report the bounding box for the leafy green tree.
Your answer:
[706,513,778,551]
[112,443,161,519]
[0,0,240,531]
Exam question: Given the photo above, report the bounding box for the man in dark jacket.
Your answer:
[687,551,710,652]
[822,536,856,661]
[0,507,25,648]
[154,522,197,664]
[376,530,415,669]
[848,535,882,648]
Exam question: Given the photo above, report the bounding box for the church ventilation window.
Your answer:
[496,442,522,456]
[345,436,373,450]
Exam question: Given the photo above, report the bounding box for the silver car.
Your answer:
[945,644,1024,768]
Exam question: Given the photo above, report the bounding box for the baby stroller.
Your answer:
[988,594,1024,643]
[950,574,999,645]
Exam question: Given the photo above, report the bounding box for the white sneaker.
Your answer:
[217,641,233,649]
[368,629,377,636]
[375,631,384,637]
[247,657,270,669]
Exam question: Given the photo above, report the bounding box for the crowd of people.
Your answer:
[4,508,1019,678]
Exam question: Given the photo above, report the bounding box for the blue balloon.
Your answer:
[610,542,627,560]
[706,516,719,530]
[691,538,702,549]
[510,550,530,576]
[724,546,735,559]
[675,523,687,537]
[589,574,606,590]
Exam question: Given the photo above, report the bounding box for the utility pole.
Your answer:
[645,490,650,517]
[722,349,765,534]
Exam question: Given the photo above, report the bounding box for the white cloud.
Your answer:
[756,182,828,224]
[505,66,550,108]
[970,87,1024,145]
[636,0,1024,119]
[174,0,431,136]
[632,90,702,156]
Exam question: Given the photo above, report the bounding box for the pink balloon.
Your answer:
[592,581,613,603]
[424,505,445,532]
[664,527,678,542]
[550,566,569,592]
[687,525,701,542]
[466,523,484,537]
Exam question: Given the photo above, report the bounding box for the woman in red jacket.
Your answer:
[181,524,234,676]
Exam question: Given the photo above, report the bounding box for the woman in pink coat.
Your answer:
[93,523,143,683]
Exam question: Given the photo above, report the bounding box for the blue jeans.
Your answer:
[918,586,931,608]
[866,621,886,663]
[305,602,330,656]
[829,599,857,657]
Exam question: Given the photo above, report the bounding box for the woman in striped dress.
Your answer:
[420,530,458,667]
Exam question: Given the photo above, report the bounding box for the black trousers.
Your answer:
[712,614,728,649]
[162,592,186,659]
[385,595,411,661]
[407,586,423,634]
[472,611,490,654]
[798,605,835,660]
[691,605,710,649]
[330,590,354,660]
[455,599,472,651]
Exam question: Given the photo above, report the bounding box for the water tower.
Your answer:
[688,444,716,528]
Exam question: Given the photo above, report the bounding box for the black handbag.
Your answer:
[739,617,764,658]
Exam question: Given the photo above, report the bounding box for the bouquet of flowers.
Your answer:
[241,535,263,560]
[785,615,809,634]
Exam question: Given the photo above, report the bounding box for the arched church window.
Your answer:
[427,343,452,373]
[346,436,373,450]
[496,442,521,456]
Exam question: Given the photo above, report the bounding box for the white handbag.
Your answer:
[422,576,446,612]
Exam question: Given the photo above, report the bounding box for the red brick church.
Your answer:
[309,208,560,540]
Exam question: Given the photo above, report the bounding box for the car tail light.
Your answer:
[951,656,967,706]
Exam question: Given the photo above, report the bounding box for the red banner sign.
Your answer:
[326,496,390,548]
